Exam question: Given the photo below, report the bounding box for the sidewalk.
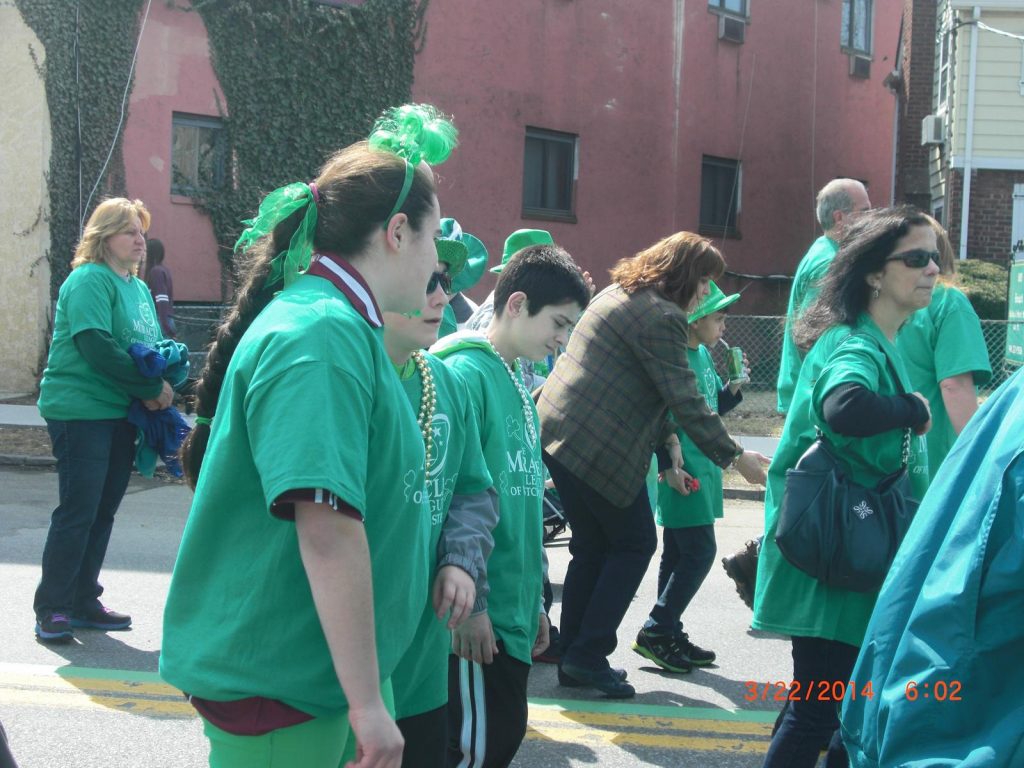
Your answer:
[0,405,777,499]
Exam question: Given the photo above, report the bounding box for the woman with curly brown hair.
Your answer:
[537,231,767,698]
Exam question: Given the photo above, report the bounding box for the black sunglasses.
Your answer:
[426,270,453,295]
[887,249,938,269]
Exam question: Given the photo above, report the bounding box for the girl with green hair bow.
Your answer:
[161,104,457,768]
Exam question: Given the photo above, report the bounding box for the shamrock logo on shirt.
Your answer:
[403,469,418,502]
[426,413,451,479]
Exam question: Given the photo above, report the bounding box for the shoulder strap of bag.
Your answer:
[849,332,912,468]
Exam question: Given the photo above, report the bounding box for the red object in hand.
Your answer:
[684,477,701,492]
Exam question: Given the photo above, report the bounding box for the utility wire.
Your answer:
[80,0,154,233]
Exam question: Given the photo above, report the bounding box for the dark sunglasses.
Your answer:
[426,270,453,295]
[887,249,938,269]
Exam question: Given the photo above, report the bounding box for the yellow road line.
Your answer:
[0,664,772,753]
[526,724,769,753]
[529,706,772,736]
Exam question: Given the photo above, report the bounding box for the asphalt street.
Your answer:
[0,466,793,767]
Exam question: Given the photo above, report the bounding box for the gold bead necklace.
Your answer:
[411,350,437,471]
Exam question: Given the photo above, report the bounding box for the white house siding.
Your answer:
[0,7,52,396]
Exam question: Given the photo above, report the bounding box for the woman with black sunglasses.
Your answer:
[751,206,938,767]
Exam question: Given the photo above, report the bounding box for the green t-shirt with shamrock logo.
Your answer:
[161,274,431,719]
[39,262,162,420]
[390,352,492,719]
[430,332,544,665]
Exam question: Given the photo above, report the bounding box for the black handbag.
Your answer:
[775,340,920,593]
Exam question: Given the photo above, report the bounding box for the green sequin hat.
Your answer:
[438,218,489,293]
[688,280,740,323]
[490,229,553,274]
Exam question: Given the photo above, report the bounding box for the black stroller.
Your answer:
[542,488,569,544]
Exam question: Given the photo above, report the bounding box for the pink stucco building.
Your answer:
[121,0,901,313]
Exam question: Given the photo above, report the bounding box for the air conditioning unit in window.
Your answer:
[921,114,945,145]
[718,15,746,44]
[849,54,871,79]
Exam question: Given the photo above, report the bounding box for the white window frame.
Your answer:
[708,0,749,20]
[841,0,874,57]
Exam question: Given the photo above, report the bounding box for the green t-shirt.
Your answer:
[656,345,724,528]
[753,315,929,647]
[431,332,544,665]
[777,236,838,414]
[39,262,163,420]
[390,352,492,719]
[160,274,431,719]
[896,283,991,481]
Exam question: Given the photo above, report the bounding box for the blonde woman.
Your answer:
[35,197,172,643]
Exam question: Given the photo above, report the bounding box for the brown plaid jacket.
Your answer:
[538,284,742,508]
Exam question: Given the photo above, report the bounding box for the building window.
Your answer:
[171,113,226,197]
[522,127,577,221]
[708,0,748,18]
[700,156,741,238]
[936,29,951,109]
[841,0,872,55]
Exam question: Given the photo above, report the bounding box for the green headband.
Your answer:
[369,104,458,227]
[233,182,318,290]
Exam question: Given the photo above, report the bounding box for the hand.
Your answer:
[451,612,498,665]
[345,699,404,768]
[432,565,475,629]
[734,450,770,486]
[911,392,932,435]
[143,380,174,411]
[664,467,697,496]
[582,270,596,297]
[666,441,683,473]
[532,612,551,658]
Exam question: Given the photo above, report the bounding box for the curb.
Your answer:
[724,487,765,502]
[0,454,55,467]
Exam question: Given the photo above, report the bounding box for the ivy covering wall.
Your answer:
[16,0,427,297]
[193,0,428,273]
[15,0,145,297]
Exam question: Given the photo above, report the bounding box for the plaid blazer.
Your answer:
[538,284,742,508]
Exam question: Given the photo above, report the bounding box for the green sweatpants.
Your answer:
[203,711,351,768]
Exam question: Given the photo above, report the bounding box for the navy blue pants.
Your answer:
[762,635,857,768]
[34,418,136,619]
[645,523,717,636]
[543,453,658,671]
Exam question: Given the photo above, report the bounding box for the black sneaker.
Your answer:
[71,603,132,631]
[676,633,716,666]
[35,612,74,643]
[722,538,760,609]
[558,663,635,698]
[631,629,693,674]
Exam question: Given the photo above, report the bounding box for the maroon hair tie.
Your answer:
[308,182,320,203]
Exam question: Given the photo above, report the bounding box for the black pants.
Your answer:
[34,419,136,618]
[543,453,658,671]
[446,646,529,768]
[645,524,717,636]
[398,705,447,768]
[762,635,858,768]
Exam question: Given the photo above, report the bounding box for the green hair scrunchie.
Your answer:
[233,182,318,290]
[369,104,458,223]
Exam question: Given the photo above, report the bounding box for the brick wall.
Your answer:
[894,0,937,207]
[946,169,1024,262]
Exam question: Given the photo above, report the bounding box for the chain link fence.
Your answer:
[713,316,1014,430]
[174,305,1015,428]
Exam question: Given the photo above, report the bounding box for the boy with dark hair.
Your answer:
[431,242,589,768]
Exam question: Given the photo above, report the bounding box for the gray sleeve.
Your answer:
[438,488,499,614]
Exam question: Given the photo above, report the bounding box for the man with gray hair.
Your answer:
[775,178,871,414]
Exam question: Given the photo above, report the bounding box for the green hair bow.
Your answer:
[233,182,317,290]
